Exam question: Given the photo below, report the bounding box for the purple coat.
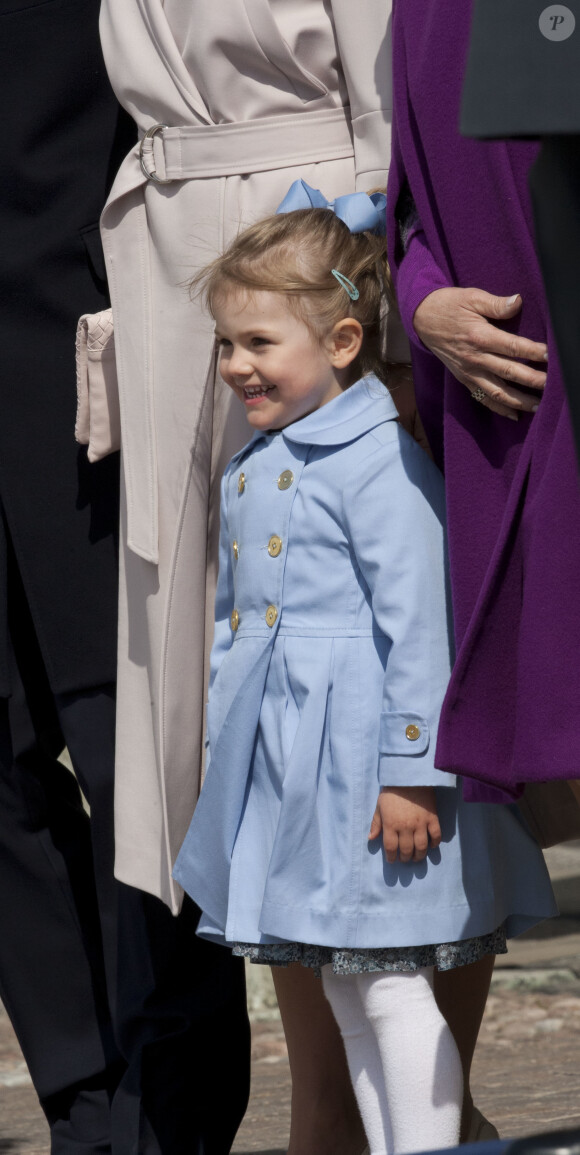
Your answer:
[387,0,580,800]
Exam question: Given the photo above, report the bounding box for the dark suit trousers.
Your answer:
[0,555,250,1155]
[530,136,580,464]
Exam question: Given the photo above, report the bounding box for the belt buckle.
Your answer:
[139,124,173,184]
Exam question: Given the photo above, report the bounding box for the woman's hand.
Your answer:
[413,288,547,420]
[369,786,441,864]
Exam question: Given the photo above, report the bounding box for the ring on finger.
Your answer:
[471,386,486,404]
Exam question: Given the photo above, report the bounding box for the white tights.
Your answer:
[321,965,462,1155]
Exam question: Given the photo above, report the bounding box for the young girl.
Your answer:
[173,182,556,1154]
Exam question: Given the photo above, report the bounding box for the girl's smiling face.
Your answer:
[214,290,359,431]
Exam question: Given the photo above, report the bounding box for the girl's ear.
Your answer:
[326,318,364,368]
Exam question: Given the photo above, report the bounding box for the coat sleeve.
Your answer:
[392,217,452,350]
[329,0,394,191]
[386,4,451,350]
[330,1,410,362]
[208,471,236,694]
[341,428,456,789]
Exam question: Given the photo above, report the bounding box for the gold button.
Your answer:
[265,605,278,627]
[268,535,282,558]
[238,472,246,494]
[233,540,239,560]
[230,609,239,632]
[278,470,294,491]
[405,724,420,742]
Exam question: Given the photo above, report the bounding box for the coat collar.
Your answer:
[284,375,397,446]
[231,376,398,463]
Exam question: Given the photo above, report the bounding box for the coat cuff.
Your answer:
[353,109,390,193]
[396,231,452,351]
[378,711,456,787]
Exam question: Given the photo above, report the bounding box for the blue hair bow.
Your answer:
[276,179,386,236]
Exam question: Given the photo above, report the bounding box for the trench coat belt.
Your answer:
[106,106,355,565]
[142,106,355,183]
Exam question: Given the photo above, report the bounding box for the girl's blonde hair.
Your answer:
[190,208,393,384]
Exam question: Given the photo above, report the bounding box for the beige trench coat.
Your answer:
[100,0,401,913]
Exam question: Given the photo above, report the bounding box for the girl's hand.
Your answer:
[413,288,547,420]
[369,787,441,864]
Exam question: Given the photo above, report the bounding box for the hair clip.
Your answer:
[331,269,359,301]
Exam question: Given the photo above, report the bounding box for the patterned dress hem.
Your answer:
[233,925,507,977]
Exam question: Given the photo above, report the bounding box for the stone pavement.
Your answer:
[1,843,579,1154]
[233,841,580,1153]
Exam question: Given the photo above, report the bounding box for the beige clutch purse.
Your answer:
[75,308,120,462]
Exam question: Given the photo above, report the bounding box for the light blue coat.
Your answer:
[174,377,556,948]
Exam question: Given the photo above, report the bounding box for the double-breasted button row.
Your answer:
[231,465,287,632]
[237,469,294,494]
[232,536,282,558]
[230,605,278,631]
